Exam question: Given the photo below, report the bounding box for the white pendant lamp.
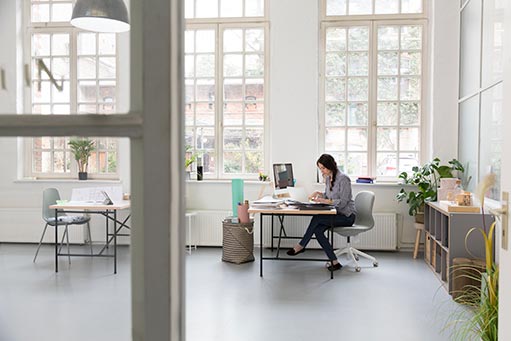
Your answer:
[71,0,130,33]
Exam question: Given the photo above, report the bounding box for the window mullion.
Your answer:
[241,27,246,174]
[70,30,77,175]
[217,24,223,179]
[368,21,377,178]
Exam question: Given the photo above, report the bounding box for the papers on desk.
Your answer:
[71,186,123,202]
[251,197,335,211]
[251,196,284,209]
[284,199,335,210]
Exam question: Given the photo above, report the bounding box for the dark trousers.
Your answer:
[299,214,356,261]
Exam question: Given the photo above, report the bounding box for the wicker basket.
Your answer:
[222,220,254,264]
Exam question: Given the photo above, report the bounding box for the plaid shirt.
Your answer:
[324,169,356,217]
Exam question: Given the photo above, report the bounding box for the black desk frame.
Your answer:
[54,208,130,274]
[258,212,336,279]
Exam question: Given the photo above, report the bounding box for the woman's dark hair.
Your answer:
[316,154,338,190]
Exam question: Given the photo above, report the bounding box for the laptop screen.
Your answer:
[273,163,294,189]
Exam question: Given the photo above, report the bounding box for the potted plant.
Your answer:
[68,138,95,180]
[396,158,465,223]
[448,173,498,341]
[184,145,198,180]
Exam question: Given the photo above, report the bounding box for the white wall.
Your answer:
[427,0,460,161]
[269,0,319,190]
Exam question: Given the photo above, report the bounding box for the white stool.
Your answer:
[185,212,197,254]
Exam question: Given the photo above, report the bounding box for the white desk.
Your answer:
[49,201,131,273]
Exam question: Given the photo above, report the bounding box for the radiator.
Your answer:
[192,210,231,246]
[191,211,397,250]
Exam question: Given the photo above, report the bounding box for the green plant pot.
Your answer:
[78,172,88,180]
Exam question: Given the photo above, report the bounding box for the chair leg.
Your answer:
[352,248,377,263]
[335,243,378,271]
[334,247,349,257]
[347,247,358,264]
[87,222,93,255]
[33,223,49,263]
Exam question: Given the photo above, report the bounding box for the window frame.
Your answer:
[457,0,504,199]
[319,0,428,180]
[185,12,269,180]
[23,0,120,180]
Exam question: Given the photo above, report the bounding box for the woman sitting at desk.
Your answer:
[286,153,356,271]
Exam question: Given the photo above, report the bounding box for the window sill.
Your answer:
[313,181,402,187]
[185,179,268,185]
[15,178,122,184]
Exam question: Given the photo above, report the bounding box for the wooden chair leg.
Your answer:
[413,228,421,259]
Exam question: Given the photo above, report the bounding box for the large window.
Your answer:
[458,0,503,199]
[320,0,425,179]
[25,0,119,178]
[185,0,267,179]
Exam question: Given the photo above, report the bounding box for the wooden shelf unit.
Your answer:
[423,202,494,294]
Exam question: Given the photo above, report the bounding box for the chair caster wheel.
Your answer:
[355,267,361,272]
[373,262,378,267]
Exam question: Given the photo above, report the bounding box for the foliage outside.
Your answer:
[448,173,499,341]
[396,158,465,217]
[68,138,95,173]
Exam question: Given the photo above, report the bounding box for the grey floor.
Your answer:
[0,244,467,341]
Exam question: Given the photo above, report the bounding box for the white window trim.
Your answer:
[319,3,428,180]
[185,0,269,22]
[23,1,121,180]
[320,0,428,21]
[186,16,269,180]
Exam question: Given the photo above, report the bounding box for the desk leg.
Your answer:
[330,216,334,279]
[105,210,109,249]
[276,215,285,258]
[114,210,117,274]
[271,216,274,251]
[260,214,263,277]
[55,208,58,273]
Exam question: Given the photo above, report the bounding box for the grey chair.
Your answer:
[33,188,92,263]
[333,191,378,272]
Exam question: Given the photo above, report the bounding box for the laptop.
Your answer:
[101,191,114,205]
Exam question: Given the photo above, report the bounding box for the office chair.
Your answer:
[33,188,92,263]
[333,191,378,272]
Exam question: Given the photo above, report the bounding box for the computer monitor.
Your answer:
[273,163,294,189]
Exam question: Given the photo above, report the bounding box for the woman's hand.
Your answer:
[316,198,332,204]
[308,191,323,201]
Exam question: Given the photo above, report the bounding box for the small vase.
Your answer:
[78,172,88,180]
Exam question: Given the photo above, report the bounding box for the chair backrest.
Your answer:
[42,188,61,222]
[353,191,375,229]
